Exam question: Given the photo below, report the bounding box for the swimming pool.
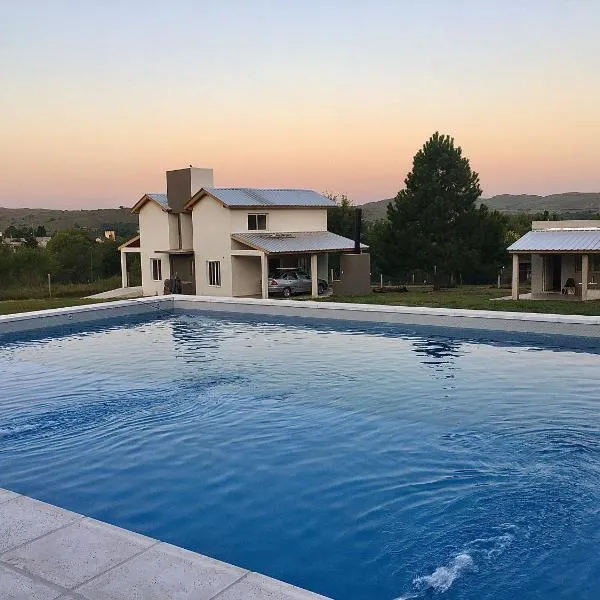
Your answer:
[1,312,599,599]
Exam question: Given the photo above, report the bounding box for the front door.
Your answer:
[170,255,196,294]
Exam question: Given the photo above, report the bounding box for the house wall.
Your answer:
[180,213,193,249]
[191,196,233,296]
[138,202,171,295]
[231,256,261,297]
[531,254,544,294]
[168,213,180,249]
[532,220,600,231]
[229,208,327,233]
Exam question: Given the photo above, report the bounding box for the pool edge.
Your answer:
[2,294,600,338]
[0,487,331,599]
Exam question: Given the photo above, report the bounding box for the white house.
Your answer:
[508,220,600,301]
[119,167,369,298]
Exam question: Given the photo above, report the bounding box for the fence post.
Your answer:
[48,273,52,297]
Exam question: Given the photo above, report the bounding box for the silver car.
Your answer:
[268,268,328,297]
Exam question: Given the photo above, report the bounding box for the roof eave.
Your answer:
[131,195,170,214]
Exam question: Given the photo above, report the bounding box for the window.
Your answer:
[151,258,162,281]
[248,214,267,230]
[207,261,221,286]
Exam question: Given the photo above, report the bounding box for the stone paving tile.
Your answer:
[213,572,331,600]
[1,518,156,589]
[0,488,20,504]
[76,542,248,600]
[0,496,81,554]
[0,564,65,600]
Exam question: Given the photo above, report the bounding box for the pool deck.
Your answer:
[0,488,330,600]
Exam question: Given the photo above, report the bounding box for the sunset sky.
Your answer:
[1,0,599,208]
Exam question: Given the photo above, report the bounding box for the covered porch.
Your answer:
[510,253,600,301]
[118,235,141,289]
[231,231,367,299]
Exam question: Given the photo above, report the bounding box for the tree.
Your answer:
[384,132,504,288]
[34,225,47,237]
[95,240,121,278]
[46,229,94,283]
[326,193,356,240]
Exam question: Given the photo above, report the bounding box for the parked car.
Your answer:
[268,268,328,297]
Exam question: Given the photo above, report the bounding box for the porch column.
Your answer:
[581,254,589,301]
[511,253,519,300]
[120,252,127,288]
[311,254,319,297]
[261,252,269,299]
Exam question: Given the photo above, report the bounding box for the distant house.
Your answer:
[508,220,600,300]
[35,236,51,248]
[119,167,369,297]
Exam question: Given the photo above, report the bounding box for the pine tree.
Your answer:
[385,132,503,288]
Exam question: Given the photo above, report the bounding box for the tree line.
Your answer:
[0,229,130,290]
[328,132,576,288]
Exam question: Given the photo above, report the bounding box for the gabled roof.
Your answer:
[231,231,368,255]
[118,235,140,250]
[131,193,169,213]
[508,229,600,252]
[185,188,334,210]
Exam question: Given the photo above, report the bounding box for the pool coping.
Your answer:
[0,488,330,599]
[2,294,600,337]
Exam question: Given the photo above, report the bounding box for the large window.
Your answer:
[248,214,267,230]
[151,258,162,281]
[207,261,221,286]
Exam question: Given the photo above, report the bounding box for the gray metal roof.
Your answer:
[508,229,600,252]
[147,193,168,207]
[206,188,334,208]
[232,231,368,254]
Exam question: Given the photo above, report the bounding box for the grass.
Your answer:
[0,276,123,301]
[322,285,600,316]
[0,297,108,316]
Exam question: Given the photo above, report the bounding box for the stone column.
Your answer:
[511,253,519,300]
[120,252,127,288]
[261,253,269,299]
[311,254,319,297]
[581,254,589,301]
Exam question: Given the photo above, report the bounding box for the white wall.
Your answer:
[531,254,544,294]
[231,256,262,297]
[138,202,172,295]
[229,208,327,233]
[191,196,233,296]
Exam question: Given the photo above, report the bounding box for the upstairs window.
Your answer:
[207,261,221,286]
[248,214,267,230]
[151,258,162,281]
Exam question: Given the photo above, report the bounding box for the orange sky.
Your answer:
[1,1,599,208]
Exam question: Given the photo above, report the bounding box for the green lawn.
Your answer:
[322,285,600,316]
[0,298,106,316]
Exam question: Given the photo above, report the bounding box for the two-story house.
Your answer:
[119,167,369,298]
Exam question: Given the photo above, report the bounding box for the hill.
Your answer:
[0,207,138,237]
[361,192,600,221]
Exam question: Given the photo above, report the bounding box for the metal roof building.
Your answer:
[508,229,600,253]
[232,231,368,255]
[186,188,335,210]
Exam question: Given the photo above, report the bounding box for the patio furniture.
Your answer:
[562,278,576,295]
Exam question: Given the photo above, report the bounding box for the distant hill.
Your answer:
[0,207,138,237]
[361,192,600,221]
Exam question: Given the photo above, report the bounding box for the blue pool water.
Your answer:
[1,313,600,599]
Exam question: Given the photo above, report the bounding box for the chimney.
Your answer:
[166,167,214,212]
[354,208,362,254]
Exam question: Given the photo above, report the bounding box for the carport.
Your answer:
[230,231,367,298]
